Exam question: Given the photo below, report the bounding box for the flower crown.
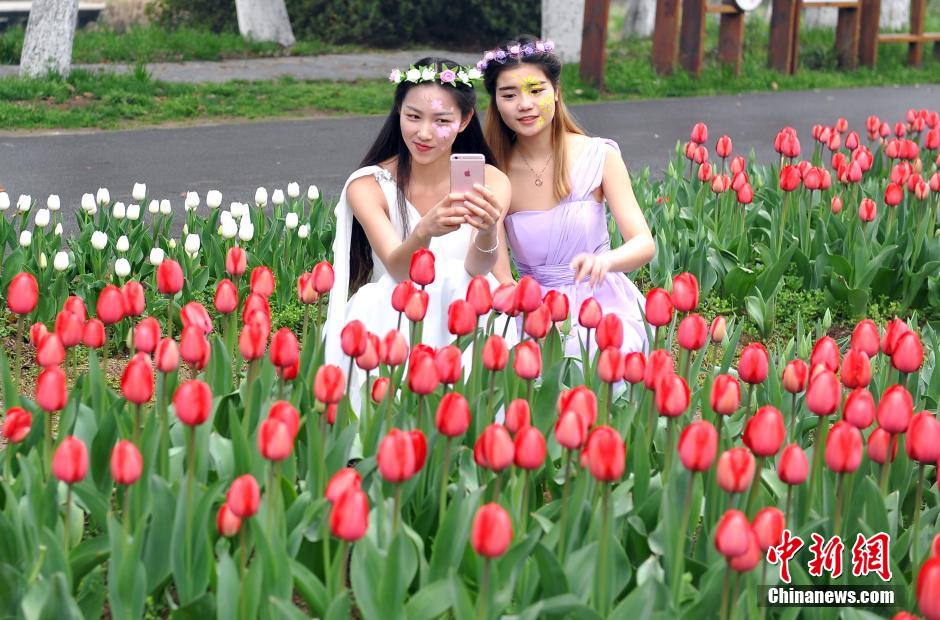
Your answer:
[476,39,556,72]
[388,64,482,88]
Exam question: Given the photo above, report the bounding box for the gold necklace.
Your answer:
[518,150,553,187]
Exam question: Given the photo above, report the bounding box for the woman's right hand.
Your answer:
[417,192,469,238]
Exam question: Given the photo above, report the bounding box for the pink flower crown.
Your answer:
[476,39,556,72]
[388,64,482,88]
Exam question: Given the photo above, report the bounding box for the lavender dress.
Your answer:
[505,137,649,356]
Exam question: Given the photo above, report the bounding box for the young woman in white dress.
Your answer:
[324,57,516,410]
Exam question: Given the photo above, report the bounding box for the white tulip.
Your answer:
[53,251,69,272]
[285,212,299,229]
[307,185,319,201]
[272,189,285,206]
[127,203,140,221]
[19,230,32,247]
[206,190,223,209]
[47,194,60,211]
[91,230,108,250]
[112,202,126,220]
[0,192,9,211]
[96,187,110,206]
[168,239,177,249]
[148,199,160,214]
[132,182,147,202]
[220,210,233,225]
[185,191,200,211]
[39,253,47,269]
[182,224,189,236]
[160,199,172,215]
[239,216,254,242]
[287,182,300,198]
[115,258,131,278]
[230,202,246,218]
[116,235,129,253]
[297,224,309,239]
[255,187,268,207]
[54,223,63,236]
[34,208,50,228]
[17,195,31,212]
[221,218,238,239]
[82,193,96,213]
[185,233,200,255]
[149,247,165,265]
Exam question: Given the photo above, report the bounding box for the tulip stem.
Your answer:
[45,411,53,480]
[166,297,174,339]
[671,472,696,608]
[664,418,675,486]
[788,392,798,442]
[13,314,24,391]
[558,449,572,563]
[5,446,14,485]
[745,456,765,518]
[596,483,611,616]
[833,473,845,537]
[392,484,402,538]
[485,371,496,429]
[438,438,452,531]
[526,379,533,405]
[477,558,491,620]
[346,356,355,400]
[878,433,895,495]
[605,382,613,426]
[337,540,350,596]
[185,425,196,583]
[158,372,169,478]
[719,566,731,620]
[134,403,142,447]
[806,416,828,517]
[318,415,327,497]
[63,484,73,551]
[520,470,530,537]
[912,463,926,587]
[322,514,331,593]
[784,484,793,528]
[239,526,248,618]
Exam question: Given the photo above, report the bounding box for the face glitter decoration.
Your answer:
[435,122,456,138]
[431,99,444,111]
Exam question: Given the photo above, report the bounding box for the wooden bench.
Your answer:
[769,0,863,74]
[860,0,940,66]
[0,1,106,31]
[654,0,757,76]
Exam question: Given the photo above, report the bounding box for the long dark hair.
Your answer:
[482,35,586,202]
[349,56,496,294]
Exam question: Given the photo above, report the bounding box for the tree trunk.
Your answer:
[542,0,585,63]
[235,0,296,47]
[622,0,657,38]
[19,0,80,78]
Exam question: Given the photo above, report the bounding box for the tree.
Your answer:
[235,0,296,47]
[19,0,80,78]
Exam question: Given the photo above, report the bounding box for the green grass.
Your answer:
[0,18,937,130]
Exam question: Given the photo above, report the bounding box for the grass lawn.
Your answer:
[0,15,937,130]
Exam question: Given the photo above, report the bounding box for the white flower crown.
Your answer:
[388,64,483,88]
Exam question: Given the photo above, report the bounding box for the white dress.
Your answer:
[324,165,518,413]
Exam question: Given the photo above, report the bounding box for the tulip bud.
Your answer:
[227,474,260,518]
[716,447,755,493]
[314,365,345,404]
[377,428,418,482]
[905,411,940,464]
[471,503,513,558]
[824,421,863,473]
[173,379,212,426]
[330,487,369,541]
[2,407,32,444]
[584,425,626,481]
[715,509,750,558]
[513,340,541,380]
[217,504,241,537]
[578,297,603,329]
[743,406,786,457]
[435,392,471,437]
[505,399,531,434]
[52,436,89,484]
[678,420,718,471]
[409,248,435,286]
[877,384,913,434]
[738,343,769,384]
[111,440,143,485]
[645,288,673,327]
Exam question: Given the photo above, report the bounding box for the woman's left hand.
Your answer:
[462,184,504,234]
[570,252,612,287]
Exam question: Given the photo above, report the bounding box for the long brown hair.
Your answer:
[482,35,586,203]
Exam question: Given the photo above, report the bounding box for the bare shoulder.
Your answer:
[347,174,389,216]
[484,163,511,190]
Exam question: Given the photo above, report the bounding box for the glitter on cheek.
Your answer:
[435,123,456,138]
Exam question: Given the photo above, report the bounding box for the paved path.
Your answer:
[1,84,938,234]
[0,50,481,83]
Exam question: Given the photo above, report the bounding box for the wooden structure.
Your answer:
[859,0,940,67]
[654,0,752,75]
[769,0,862,73]
[580,0,612,89]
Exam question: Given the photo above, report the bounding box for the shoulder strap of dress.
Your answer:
[580,137,621,199]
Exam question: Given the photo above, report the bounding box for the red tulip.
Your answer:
[96,285,125,325]
[122,353,154,405]
[133,317,161,354]
[777,444,809,485]
[269,328,299,369]
[267,400,299,438]
[677,313,707,350]
[37,333,65,368]
[326,467,362,504]
[644,349,674,390]
[122,281,146,317]
[372,376,390,403]
[312,261,334,293]
[514,425,546,470]
[753,507,785,551]
[156,259,183,295]
[671,272,699,312]
[584,425,626,481]
[226,247,247,277]
[249,266,275,298]
[314,365,345,404]
[214,279,239,315]
[655,373,690,417]
[851,319,880,357]
[409,248,435,286]
[781,359,808,394]
[917,557,940,620]
[258,417,294,461]
[2,407,31,444]
[242,293,271,324]
[892,331,924,373]
[906,411,940,464]
[505,399,531,434]
[377,428,417,483]
[710,315,727,343]
[55,311,84,348]
[180,326,210,370]
[678,420,718,471]
[514,276,542,313]
[435,392,470,437]
[297,272,317,304]
[840,348,871,389]
[882,318,910,356]
[330,487,369,541]
[482,335,509,371]
[226,474,260,518]
[877,384,914,434]
[471,503,513,558]
[36,366,67,412]
[110,440,143,485]
[555,410,586,450]
[715,509,750,558]
[595,314,623,350]
[736,183,754,204]
[578,297,602,328]
[31,322,49,347]
[513,341,541,380]
[356,332,380,371]
[867,427,898,465]
[52,436,88,484]
[409,429,427,473]
[155,337,179,373]
[716,135,732,159]
[843,388,875,429]
[859,197,877,222]
[379,329,408,366]
[465,276,492,315]
[738,343,769,384]
[492,282,518,316]
[474,424,514,472]
[645,288,673,327]
[810,336,840,373]
[743,406,786,457]
[690,122,708,144]
[543,290,569,322]
[239,320,268,361]
[729,526,763,573]
[173,379,212,426]
[825,421,863,473]
[340,319,367,358]
[597,347,624,384]
[391,281,416,313]
[217,503,242,537]
[7,272,38,315]
[623,352,646,384]
[408,351,439,395]
[831,196,843,214]
[447,300,477,337]
[63,296,87,322]
[523,303,551,339]
[805,370,840,416]
[779,165,801,191]
[884,182,904,206]
[716,447,755,493]
[405,289,429,322]
[558,385,598,429]
[82,319,106,349]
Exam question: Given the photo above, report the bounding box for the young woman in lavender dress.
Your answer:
[479,37,656,356]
